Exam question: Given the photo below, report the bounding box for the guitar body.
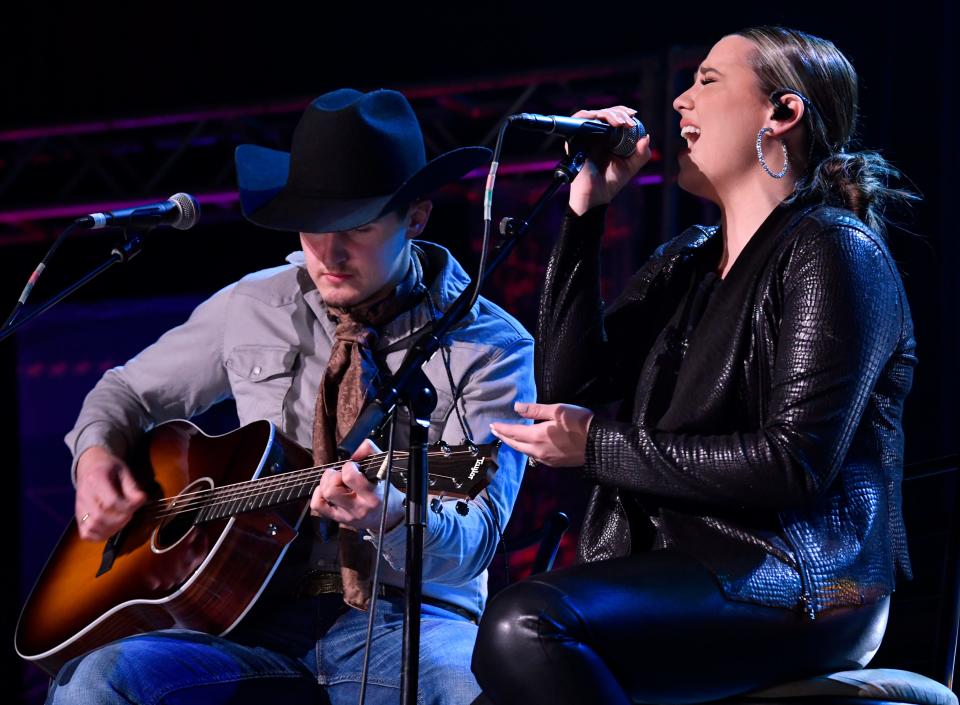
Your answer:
[15,419,312,676]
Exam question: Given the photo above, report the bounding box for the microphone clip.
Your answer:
[109,228,149,264]
[553,147,588,183]
[497,145,589,241]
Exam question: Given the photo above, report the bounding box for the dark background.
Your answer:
[2,1,957,700]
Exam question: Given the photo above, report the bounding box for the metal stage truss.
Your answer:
[0,49,706,246]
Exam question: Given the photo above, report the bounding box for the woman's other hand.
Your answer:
[490,402,594,467]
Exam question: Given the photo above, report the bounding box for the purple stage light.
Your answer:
[0,170,664,228]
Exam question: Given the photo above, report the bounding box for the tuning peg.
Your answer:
[455,501,469,516]
[430,497,444,515]
[466,441,479,457]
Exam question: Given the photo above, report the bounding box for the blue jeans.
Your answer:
[46,594,481,705]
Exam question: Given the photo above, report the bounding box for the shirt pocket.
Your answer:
[225,345,299,427]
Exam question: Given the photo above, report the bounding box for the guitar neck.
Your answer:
[175,453,407,524]
[145,442,496,526]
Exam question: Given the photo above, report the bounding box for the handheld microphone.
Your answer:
[508,114,646,157]
[75,192,201,230]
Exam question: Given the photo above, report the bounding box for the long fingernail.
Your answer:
[514,402,528,413]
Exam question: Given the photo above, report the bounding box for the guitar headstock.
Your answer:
[360,443,500,499]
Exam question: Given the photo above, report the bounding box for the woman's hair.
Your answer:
[735,26,917,234]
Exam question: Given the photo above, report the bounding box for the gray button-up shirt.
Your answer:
[65,241,535,619]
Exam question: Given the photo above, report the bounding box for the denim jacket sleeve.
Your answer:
[375,333,536,586]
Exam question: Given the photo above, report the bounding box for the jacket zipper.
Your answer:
[753,274,816,621]
[780,520,817,620]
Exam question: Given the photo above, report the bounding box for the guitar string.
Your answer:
[180,455,473,512]
[145,448,480,515]
[144,449,469,513]
[142,450,486,521]
[147,455,411,520]
[146,458,392,519]
[148,459,478,522]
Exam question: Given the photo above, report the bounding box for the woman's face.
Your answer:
[672,35,772,202]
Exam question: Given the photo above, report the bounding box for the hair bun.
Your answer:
[801,151,916,234]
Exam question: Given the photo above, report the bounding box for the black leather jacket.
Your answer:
[538,202,916,617]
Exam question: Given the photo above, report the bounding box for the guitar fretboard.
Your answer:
[150,453,410,524]
[143,446,489,525]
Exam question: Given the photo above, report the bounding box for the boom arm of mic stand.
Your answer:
[0,229,149,344]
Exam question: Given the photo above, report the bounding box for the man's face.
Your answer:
[300,201,431,309]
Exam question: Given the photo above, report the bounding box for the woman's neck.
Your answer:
[716,177,794,278]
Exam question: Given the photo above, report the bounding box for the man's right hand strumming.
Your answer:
[568,105,652,215]
[75,446,147,541]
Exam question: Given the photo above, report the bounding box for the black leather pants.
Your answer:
[471,549,889,705]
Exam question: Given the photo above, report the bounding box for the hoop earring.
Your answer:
[756,127,789,179]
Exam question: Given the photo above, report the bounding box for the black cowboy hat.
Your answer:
[235,88,491,232]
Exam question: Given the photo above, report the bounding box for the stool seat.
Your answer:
[740,669,958,705]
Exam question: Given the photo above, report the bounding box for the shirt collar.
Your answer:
[286,242,479,351]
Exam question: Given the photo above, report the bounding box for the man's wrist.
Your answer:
[366,501,404,536]
[75,445,115,480]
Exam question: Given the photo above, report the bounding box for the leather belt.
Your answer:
[293,570,478,624]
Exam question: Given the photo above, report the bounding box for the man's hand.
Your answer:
[490,402,594,467]
[310,439,405,533]
[75,446,148,541]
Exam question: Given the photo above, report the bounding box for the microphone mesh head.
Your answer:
[168,193,201,230]
[612,118,647,157]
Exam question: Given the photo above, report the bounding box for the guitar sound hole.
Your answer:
[152,477,214,553]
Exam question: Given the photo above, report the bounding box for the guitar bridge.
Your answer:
[95,528,125,577]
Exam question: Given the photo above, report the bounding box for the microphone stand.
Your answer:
[0,229,149,343]
[337,146,588,705]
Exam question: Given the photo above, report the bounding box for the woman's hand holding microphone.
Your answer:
[567,106,652,215]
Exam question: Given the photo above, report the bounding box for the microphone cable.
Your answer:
[357,407,398,705]
[2,220,80,330]
[465,118,510,313]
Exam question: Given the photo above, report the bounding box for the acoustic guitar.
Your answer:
[15,418,498,676]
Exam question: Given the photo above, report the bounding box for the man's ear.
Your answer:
[406,199,433,239]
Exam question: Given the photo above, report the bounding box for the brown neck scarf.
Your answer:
[312,249,426,610]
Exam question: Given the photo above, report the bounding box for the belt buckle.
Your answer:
[294,570,344,599]
[293,572,476,623]
[294,571,397,600]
